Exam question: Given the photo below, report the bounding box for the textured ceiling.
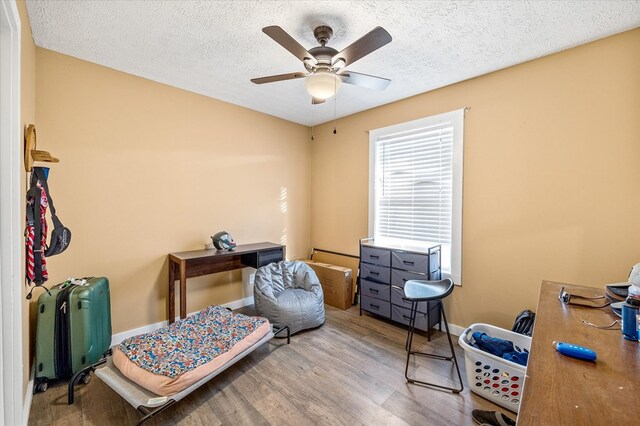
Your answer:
[26,1,640,126]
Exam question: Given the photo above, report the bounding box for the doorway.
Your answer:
[0,0,24,424]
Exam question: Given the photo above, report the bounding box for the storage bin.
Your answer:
[458,323,531,413]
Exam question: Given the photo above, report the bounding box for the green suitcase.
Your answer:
[34,277,112,392]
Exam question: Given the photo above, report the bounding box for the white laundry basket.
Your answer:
[458,323,531,413]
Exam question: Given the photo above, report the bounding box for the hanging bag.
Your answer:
[25,167,71,297]
[32,167,72,256]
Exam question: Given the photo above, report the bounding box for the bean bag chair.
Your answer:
[253,260,325,335]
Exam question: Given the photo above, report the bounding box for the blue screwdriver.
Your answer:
[552,341,597,361]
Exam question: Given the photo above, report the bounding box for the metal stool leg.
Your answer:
[404,300,464,394]
[441,301,464,393]
[405,301,418,351]
[404,301,421,379]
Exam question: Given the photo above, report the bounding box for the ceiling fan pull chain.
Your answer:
[333,78,337,135]
[311,105,315,141]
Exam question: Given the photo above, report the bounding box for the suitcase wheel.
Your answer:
[34,381,48,394]
[79,373,91,385]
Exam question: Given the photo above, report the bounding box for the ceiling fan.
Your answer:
[251,25,392,104]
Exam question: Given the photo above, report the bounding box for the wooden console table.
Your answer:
[167,242,285,323]
[518,281,638,425]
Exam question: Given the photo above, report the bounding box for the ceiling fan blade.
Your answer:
[263,26,317,65]
[311,97,326,105]
[332,26,391,67]
[251,72,306,84]
[339,71,391,90]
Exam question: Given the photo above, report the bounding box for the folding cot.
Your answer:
[68,305,290,425]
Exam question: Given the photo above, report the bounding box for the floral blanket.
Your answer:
[118,305,268,378]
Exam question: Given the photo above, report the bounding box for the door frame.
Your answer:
[0,0,24,424]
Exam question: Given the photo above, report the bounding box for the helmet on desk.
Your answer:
[211,231,237,251]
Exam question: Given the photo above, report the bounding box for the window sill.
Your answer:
[442,271,462,286]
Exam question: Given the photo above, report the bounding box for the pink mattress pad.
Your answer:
[113,305,271,396]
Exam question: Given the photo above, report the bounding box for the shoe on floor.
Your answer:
[471,409,516,426]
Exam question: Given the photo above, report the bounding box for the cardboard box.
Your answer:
[302,260,353,310]
[310,251,359,304]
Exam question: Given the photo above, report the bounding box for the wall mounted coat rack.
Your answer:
[24,124,59,172]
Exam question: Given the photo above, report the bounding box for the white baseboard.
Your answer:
[448,323,466,337]
[23,364,35,426]
[110,295,463,347]
[222,296,254,311]
[111,296,255,347]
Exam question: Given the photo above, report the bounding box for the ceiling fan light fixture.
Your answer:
[305,70,341,100]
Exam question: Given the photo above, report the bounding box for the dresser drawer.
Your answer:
[361,263,391,284]
[391,305,430,331]
[390,286,429,313]
[391,269,427,288]
[361,296,390,318]
[361,246,391,267]
[361,279,390,302]
[392,251,428,273]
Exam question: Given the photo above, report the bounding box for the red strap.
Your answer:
[26,225,35,282]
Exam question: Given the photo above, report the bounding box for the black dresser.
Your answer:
[359,238,442,338]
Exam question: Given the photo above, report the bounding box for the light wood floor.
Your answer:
[29,305,513,425]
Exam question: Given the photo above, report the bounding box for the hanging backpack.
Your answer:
[25,167,71,297]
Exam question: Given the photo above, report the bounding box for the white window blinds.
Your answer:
[369,109,464,282]
[374,123,453,245]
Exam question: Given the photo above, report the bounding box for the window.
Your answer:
[369,109,464,283]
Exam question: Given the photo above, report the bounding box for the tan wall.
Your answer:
[18,0,36,401]
[311,28,640,329]
[35,48,311,334]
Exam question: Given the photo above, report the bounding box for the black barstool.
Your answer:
[403,278,464,393]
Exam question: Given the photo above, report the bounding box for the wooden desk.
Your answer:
[518,281,639,425]
[167,242,285,323]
